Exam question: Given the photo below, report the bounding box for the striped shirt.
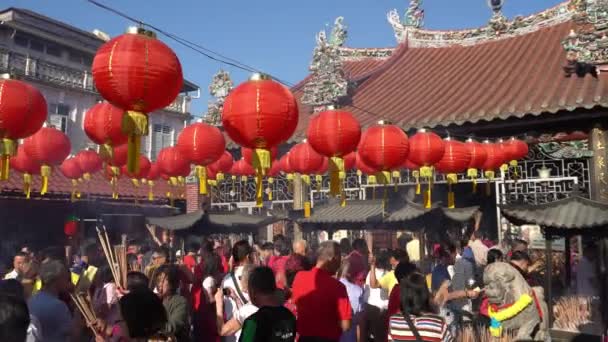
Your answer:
[388,313,453,342]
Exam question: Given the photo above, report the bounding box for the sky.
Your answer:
[4,0,564,116]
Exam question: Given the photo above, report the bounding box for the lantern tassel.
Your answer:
[484,170,495,196]
[196,166,208,195]
[255,173,263,207]
[510,160,519,182]
[467,168,478,193]
[268,177,274,201]
[23,173,32,199]
[148,181,154,201]
[302,174,311,185]
[0,138,17,181]
[304,201,311,218]
[413,170,421,194]
[99,144,113,162]
[424,184,432,209]
[340,191,346,207]
[329,157,345,196]
[0,155,9,181]
[447,173,457,209]
[40,165,51,195]
[122,111,148,174]
[83,173,91,181]
[71,179,78,202]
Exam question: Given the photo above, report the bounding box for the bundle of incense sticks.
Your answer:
[70,293,96,329]
[96,226,127,289]
[553,296,592,331]
[458,326,515,342]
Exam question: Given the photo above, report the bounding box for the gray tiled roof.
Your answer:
[298,199,385,225]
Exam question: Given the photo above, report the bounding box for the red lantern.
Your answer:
[481,141,505,173]
[92,28,184,174]
[434,138,471,208]
[177,123,225,195]
[121,155,151,179]
[10,145,41,199]
[23,127,71,195]
[307,109,361,196]
[107,144,129,167]
[356,152,379,185]
[316,158,329,175]
[402,159,420,170]
[75,150,103,180]
[464,139,488,192]
[289,142,324,175]
[503,137,529,165]
[279,154,294,175]
[61,157,84,202]
[232,158,255,181]
[0,76,47,180]
[358,122,409,172]
[222,74,298,206]
[83,102,129,159]
[64,216,79,237]
[268,161,281,178]
[157,147,190,177]
[208,151,234,182]
[408,129,445,174]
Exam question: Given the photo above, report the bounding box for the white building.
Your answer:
[0,7,199,160]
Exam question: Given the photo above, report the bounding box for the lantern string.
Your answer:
[85,0,534,142]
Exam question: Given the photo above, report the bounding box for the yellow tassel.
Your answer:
[23,173,32,199]
[392,170,400,192]
[356,170,362,177]
[268,187,273,201]
[83,173,91,181]
[231,175,237,181]
[447,173,457,209]
[329,157,344,196]
[484,170,495,196]
[121,111,148,174]
[99,144,113,162]
[467,168,478,193]
[241,175,248,182]
[40,165,51,195]
[71,179,78,202]
[217,173,225,182]
[368,175,377,185]
[424,184,432,209]
[304,201,311,218]
[148,181,154,201]
[286,173,294,181]
[302,174,310,185]
[255,172,263,207]
[340,192,346,207]
[131,178,140,187]
[0,138,17,181]
[420,166,433,178]
[196,166,208,195]
[377,171,391,185]
[413,170,421,194]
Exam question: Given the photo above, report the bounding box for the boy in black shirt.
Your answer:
[239,266,296,342]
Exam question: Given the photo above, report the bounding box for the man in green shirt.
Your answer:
[239,266,296,342]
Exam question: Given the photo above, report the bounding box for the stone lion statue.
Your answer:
[483,262,549,341]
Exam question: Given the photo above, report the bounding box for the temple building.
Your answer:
[204,0,608,244]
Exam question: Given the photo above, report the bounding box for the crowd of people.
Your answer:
[0,221,600,342]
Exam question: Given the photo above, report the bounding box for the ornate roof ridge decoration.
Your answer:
[337,47,395,61]
[388,0,425,42]
[389,1,572,47]
[301,17,350,110]
[562,0,608,76]
[203,69,233,126]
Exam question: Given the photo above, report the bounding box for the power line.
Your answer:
[84,0,526,141]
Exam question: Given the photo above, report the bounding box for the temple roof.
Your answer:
[1,170,175,201]
[500,195,608,234]
[147,210,283,234]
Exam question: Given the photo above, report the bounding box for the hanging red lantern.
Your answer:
[268,161,281,178]
[407,129,445,208]
[92,27,184,174]
[232,158,255,182]
[279,154,294,175]
[176,123,225,195]
[64,215,79,238]
[402,159,420,170]
[106,144,128,167]
[208,151,234,182]
[121,155,151,179]
[465,139,488,193]
[344,152,356,171]
[503,137,529,166]
[144,162,160,201]
[83,102,129,160]
[358,121,409,173]
[157,147,190,177]
[434,138,471,208]
[481,141,506,195]
[60,157,84,202]
[307,108,361,196]
[222,74,298,206]
[289,141,324,175]
[75,150,103,181]
[10,145,41,199]
[356,152,379,184]
[23,127,71,195]
[0,75,47,180]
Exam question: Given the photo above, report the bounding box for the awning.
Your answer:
[146,210,283,234]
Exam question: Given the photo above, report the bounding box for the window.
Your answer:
[46,44,62,57]
[151,124,173,160]
[29,40,44,52]
[14,34,28,47]
[48,103,71,133]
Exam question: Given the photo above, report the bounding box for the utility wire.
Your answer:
[84,0,528,141]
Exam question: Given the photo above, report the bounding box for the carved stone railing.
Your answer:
[0,49,190,114]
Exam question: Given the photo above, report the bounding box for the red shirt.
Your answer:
[292,267,352,341]
[387,285,401,317]
[269,255,289,289]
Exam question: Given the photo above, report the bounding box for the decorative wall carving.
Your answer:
[562,0,608,72]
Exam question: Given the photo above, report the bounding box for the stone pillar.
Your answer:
[590,125,608,202]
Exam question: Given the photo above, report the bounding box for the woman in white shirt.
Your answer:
[365,250,390,342]
[215,264,258,341]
